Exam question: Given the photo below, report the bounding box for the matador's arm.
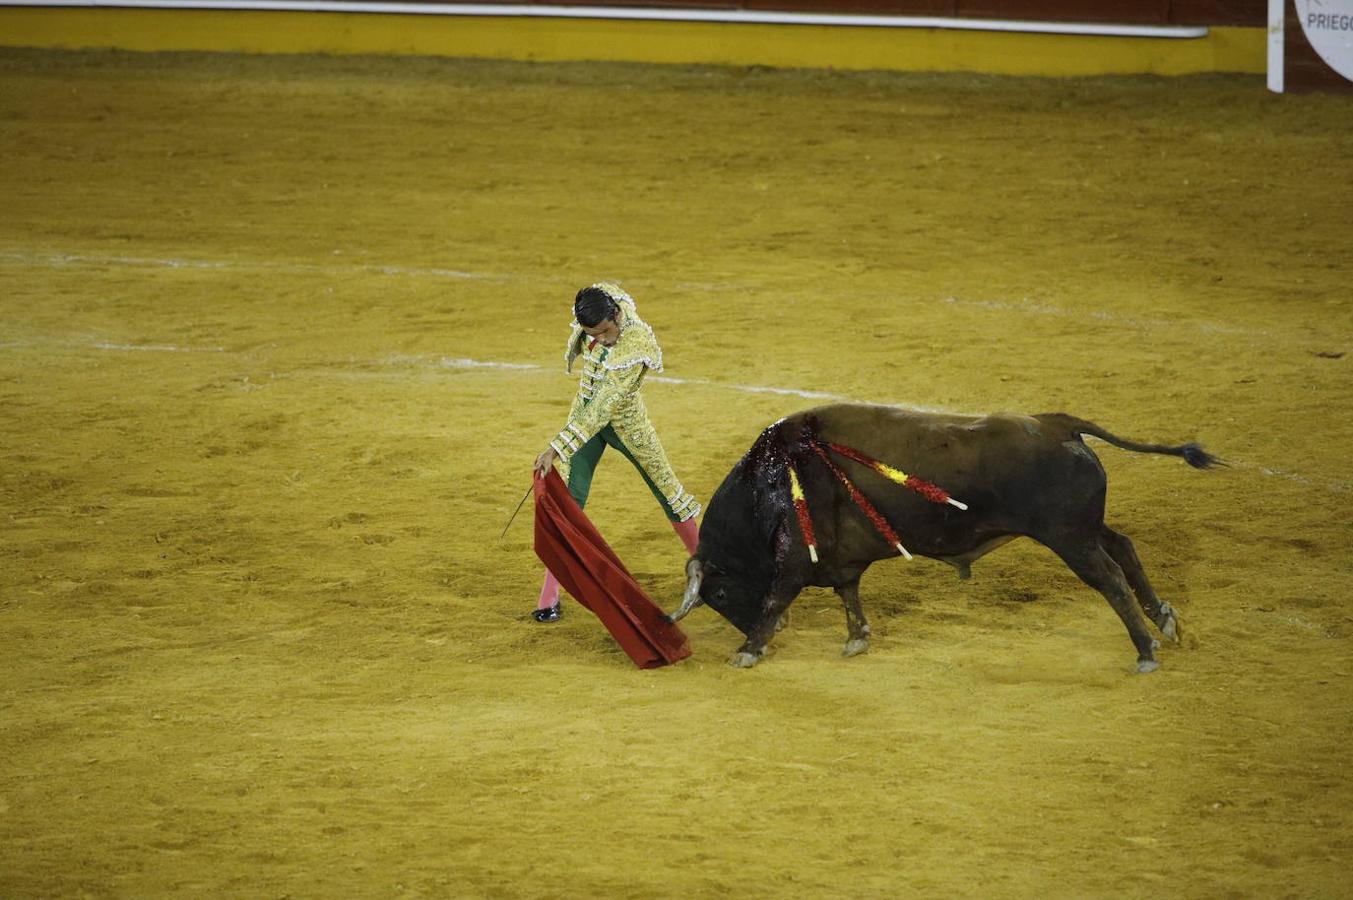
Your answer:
[548,365,645,462]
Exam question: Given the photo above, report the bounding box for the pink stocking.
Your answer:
[671,517,700,556]
[537,569,561,610]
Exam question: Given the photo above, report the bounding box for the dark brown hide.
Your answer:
[680,403,1220,672]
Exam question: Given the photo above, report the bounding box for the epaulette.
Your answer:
[603,298,663,372]
[563,323,587,373]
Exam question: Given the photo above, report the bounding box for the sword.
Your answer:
[499,482,534,538]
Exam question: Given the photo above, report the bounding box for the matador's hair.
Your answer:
[573,285,621,328]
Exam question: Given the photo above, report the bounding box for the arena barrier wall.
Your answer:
[1267,0,1353,92]
[0,2,1265,75]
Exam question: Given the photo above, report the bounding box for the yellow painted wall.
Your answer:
[0,7,1265,75]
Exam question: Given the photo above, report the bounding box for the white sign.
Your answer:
[1295,0,1353,82]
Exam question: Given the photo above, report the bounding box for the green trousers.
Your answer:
[566,425,685,523]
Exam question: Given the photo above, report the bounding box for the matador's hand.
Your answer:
[534,448,559,477]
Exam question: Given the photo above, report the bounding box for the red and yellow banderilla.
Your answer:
[786,438,968,563]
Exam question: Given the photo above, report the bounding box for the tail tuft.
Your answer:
[1181,443,1226,470]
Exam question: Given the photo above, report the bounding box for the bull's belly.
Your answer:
[935,534,1020,579]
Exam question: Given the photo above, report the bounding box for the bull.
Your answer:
[667,404,1221,673]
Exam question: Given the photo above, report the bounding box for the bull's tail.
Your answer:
[1037,413,1225,470]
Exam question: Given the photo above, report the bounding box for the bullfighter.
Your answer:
[531,282,701,622]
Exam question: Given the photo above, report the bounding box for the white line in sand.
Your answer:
[1,338,228,354]
[939,296,1265,338]
[427,356,1347,492]
[5,340,1347,492]
[0,248,1306,340]
[92,341,227,353]
[2,251,1345,491]
[0,250,508,282]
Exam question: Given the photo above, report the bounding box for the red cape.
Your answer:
[533,469,692,669]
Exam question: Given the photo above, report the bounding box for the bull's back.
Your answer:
[798,403,1064,476]
[795,403,1108,542]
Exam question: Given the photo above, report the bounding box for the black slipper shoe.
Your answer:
[531,603,561,623]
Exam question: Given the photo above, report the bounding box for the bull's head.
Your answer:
[665,426,788,636]
[666,556,766,636]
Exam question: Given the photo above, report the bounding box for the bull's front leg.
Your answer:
[731,525,805,668]
[729,583,802,668]
[835,575,870,658]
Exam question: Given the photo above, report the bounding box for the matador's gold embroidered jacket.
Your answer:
[548,285,700,522]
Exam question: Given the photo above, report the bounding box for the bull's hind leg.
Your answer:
[1099,525,1182,643]
[1051,542,1161,673]
[835,576,871,658]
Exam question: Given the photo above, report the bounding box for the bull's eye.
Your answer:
[716,588,727,601]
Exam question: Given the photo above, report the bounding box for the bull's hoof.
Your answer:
[842,638,869,658]
[1160,602,1183,643]
[729,651,761,668]
[1136,659,1160,674]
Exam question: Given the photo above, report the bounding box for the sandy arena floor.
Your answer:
[1,47,1351,897]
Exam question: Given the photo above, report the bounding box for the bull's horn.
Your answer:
[668,558,705,623]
